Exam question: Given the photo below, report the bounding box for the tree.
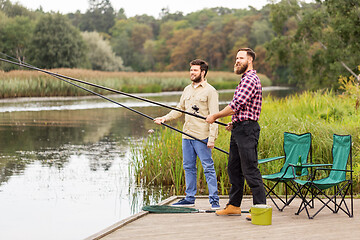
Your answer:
[0,15,34,60]
[29,13,86,69]
[79,0,115,33]
[110,18,154,71]
[166,28,201,70]
[110,19,134,68]
[196,19,227,69]
[0,0,36,18]
[267,0,360,88]
[81,31,124,71]
[250,19,274,46]
[159,7,184,22]
[115,8,126,20]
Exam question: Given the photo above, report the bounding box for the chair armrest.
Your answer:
[258,156,285,164]
[289,163,333,168]
[314,168,353,173]
[287,163,333,180]
[310,168,353,181]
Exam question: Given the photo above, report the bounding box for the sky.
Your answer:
[14,0,272,18]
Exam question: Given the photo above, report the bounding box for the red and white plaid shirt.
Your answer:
[229,69,262,122]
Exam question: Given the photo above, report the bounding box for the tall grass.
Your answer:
[131,90,360,195]
[0,69,272,98]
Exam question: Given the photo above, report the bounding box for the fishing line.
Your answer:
[0,53,227,127]
[0,56,229,154]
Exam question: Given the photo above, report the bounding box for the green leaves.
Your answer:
[267,0,360,89]
[29,13,86,69]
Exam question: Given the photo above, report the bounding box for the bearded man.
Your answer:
[154,59,220,209]
[206,48,266,218]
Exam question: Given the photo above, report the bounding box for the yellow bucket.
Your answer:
[249,204,272,225]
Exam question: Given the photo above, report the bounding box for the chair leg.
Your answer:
[264,181,297,212]
[264,183,285,211]
[280,182,301,211]
[295,185,312,218]
[308,182,353,219]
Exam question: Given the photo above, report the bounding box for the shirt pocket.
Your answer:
[184,95,192,110]
[195,96,208,114]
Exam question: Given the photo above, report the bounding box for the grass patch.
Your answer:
[0,69,272,98]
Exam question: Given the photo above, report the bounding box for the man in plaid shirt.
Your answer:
[206,48,266,217]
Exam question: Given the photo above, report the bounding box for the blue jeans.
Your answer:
[182,138,219,204]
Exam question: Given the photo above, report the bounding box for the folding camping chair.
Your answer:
[259,132,312,211]
[293,134,353,219]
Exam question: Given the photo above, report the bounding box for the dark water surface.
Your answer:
[0,87,291,239]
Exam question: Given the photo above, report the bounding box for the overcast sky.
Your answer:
[14,0,273,17]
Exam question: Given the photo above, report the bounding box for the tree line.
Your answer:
[0,0,359,89]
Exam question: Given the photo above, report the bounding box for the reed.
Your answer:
[131,90,360,195]
[0,69,272,98]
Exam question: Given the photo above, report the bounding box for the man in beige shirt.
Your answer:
[154,59,220,209]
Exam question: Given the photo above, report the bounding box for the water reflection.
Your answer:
[0,88,292,239]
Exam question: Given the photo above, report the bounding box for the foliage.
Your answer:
[108,7,276,73]
[267,0,360,89]
[28,13,87,69]
[338,65,360,111]
[131,91,360,195]
[1,0,359,91]
[73,0,115,34]
[110,18,155,71]
[0,9,35,71]
[81,31,125,71]
[0,15,34,59]
[0,0,37,18]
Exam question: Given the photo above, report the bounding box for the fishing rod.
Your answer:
[0,54,227,127]
[0,56,229,154]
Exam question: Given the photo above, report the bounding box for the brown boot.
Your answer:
[215,204,242,216]
[245,214,252,221]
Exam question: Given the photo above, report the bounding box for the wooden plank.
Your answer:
[85,196,178,240]
[87,196,360,240]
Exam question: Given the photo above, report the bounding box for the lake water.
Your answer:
[0,87,291,239]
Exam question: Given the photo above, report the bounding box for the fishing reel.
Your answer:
[192,104,199,114]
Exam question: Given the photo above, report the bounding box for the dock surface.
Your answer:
[87,196,359,240]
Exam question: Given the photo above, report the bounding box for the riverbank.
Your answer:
[0,69,272,98]
[0,86,289,103]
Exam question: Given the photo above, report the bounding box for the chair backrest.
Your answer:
[329,134,352,182]
[280,132,312,177]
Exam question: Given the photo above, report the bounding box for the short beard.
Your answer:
[234,62,248,75]
[191,74,202,83]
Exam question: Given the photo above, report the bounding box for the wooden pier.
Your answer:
[86,196,359,240]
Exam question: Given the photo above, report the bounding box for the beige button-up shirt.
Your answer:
[163,80,219,142]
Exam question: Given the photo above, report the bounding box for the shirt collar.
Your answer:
[242,69,256,78]
[192,79,207,88]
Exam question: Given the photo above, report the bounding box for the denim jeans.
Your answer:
[182,138,219,204]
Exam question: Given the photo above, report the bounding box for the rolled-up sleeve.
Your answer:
[163,93,185,121]
[229,79,255,113]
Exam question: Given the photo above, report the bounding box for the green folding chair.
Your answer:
[293,134,353,219]
[260,132,312,211]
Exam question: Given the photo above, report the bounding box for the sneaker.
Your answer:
[215,204,242,216]
[245,214,252,221]
[211,201,220,210]
[172,198,195,207]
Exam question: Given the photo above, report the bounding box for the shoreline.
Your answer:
[0,86,292,103]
